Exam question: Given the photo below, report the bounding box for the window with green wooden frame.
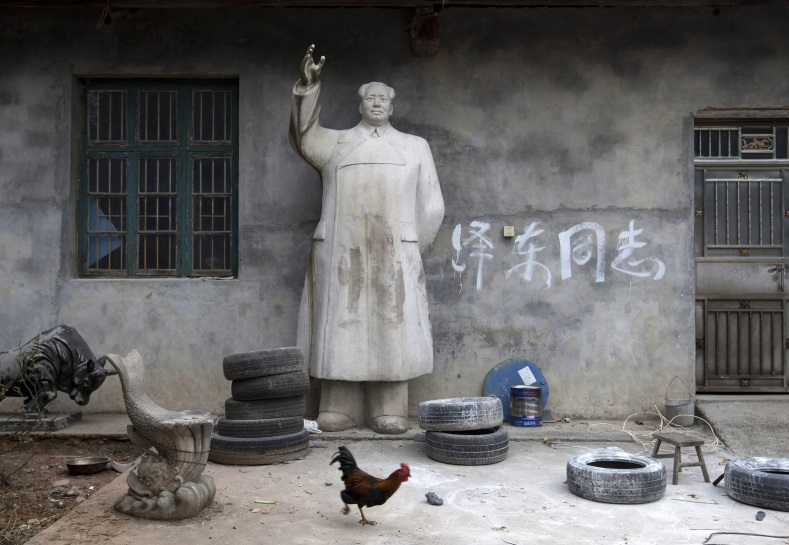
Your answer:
[77,80,239,277]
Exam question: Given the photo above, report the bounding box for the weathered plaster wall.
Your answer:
[1,6,786,417]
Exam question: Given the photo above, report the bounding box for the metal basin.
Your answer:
[66,456,110,475]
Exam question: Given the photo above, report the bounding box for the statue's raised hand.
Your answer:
[300,44,325,87]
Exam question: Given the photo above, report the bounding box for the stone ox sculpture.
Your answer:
[0,325,113,413]
[105,350,216,520]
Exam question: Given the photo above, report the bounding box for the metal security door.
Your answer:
[694,124,789,392]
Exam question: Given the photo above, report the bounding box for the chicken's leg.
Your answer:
[357,506,376,526]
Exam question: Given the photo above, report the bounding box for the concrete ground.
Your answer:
[16,396,789,545]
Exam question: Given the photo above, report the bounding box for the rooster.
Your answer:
[330,445,410,525]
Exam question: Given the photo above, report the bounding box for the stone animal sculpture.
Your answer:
[104,349,216,519]
[0,325,114,412]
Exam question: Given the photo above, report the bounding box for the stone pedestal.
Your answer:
[0,411,82,432]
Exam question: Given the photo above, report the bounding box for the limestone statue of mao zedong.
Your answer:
[289,45,445,434]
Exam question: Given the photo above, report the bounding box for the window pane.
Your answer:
[776,128,788,159]
[88,233,126,270]
[138,157,177,271]
[193,157,231,272]
[139,233,177,271]
[139,91,177,142]
[694,128,740,159]
[193,234,230,272]
[88,90,127,143]
[193,90,231,142]
[194,196,228,231]
[86,158,127,271]
[140,157,176,193]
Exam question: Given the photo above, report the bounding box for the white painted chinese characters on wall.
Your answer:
[452,219,666,292]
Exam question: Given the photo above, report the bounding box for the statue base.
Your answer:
[0,411,82,432]
[115,474,216,520]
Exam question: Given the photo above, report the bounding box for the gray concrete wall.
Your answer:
[1,6,786,418]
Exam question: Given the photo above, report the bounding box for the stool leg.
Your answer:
[651,439,661,458]
[672,447,681,485]
[695,446,711,483]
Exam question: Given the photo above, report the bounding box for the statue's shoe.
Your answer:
[370,415,408,435]
[316,411,358,432]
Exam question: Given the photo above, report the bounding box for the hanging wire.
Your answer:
[96,1,112,30]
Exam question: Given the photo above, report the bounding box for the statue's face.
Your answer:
[359,84,393,127]
[70,357,107,405]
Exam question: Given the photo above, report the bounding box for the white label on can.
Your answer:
[518,366,538,385]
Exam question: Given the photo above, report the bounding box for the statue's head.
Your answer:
[358,82,395,127]
[69,355,111,406]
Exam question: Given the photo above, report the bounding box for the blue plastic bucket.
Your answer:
[510,385,542,427]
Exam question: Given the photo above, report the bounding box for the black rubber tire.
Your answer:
[724,457,789,512]
[418,397,504,432]
[231,371,310,401]
[222,348,304,381]
[216,416,304,438]
[224,396,306,420]
[425,426,509,465]
[208,428,310,465]
[566,451,666,504]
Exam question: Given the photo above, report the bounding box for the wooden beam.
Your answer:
[695,108,789,122]
[1,0,789,8]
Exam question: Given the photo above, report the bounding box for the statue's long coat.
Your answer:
[289,82,444,381]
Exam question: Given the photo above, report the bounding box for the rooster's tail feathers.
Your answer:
[330,445,358,474]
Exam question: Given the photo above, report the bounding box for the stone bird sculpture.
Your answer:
[104,350,214,484]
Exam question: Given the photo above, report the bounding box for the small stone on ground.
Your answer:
[425,491,443,506]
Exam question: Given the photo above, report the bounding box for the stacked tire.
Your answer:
[417,397,509,466]
[209,348,311,465]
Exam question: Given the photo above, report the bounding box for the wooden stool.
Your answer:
[651,431,711,485]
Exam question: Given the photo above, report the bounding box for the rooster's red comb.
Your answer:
[400,462,411,474]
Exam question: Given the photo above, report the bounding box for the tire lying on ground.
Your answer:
[425,426,509,465]
[231,371,310,401]
[216,416,304,438]
[209,428,310,465]
[417,396,504,432]
[566,451,666,504]
[725,457,789,511]
[222,347,304,381]
[224,396,306,420]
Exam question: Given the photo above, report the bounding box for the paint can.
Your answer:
[663,376,695,427]
[510,385,542,427]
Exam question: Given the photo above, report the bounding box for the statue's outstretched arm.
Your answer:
[300,44,325,88]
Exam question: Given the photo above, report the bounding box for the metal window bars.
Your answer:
[695,126,788,161]
[192,157,231,272]
[82,82,236,277]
